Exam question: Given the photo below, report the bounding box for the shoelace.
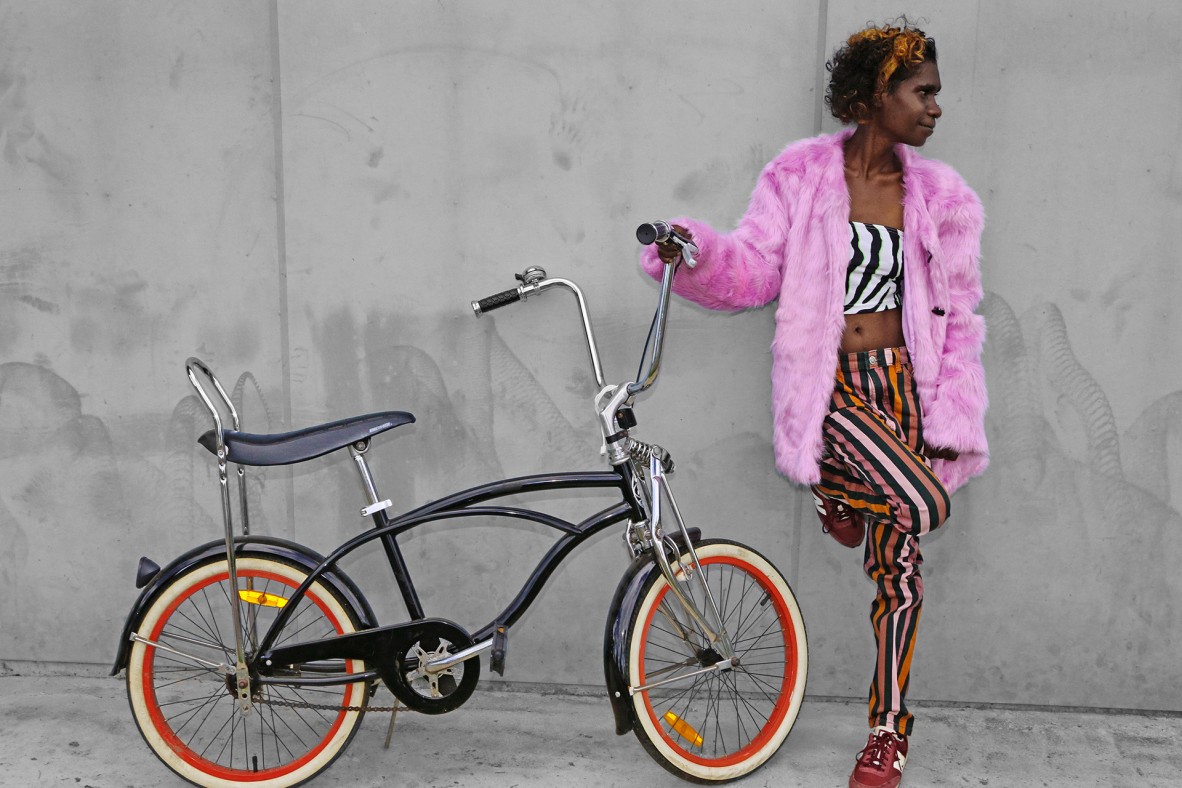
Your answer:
[857,730,901,769]
[817,497,853,532]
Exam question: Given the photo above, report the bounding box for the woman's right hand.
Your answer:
[656,224,693,265]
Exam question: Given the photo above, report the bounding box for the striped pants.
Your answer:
[812,346,951,736]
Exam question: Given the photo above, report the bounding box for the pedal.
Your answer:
[490,623,509,676]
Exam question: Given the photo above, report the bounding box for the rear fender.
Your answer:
[110,535,377,675]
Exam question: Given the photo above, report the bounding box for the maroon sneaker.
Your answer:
[812,492,866,548]
[849,727,908,788]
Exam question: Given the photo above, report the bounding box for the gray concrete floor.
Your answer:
[1,675,1180,787]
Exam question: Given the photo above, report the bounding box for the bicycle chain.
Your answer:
[260,696,409,714]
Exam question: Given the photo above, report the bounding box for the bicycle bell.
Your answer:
[516,266,547,286]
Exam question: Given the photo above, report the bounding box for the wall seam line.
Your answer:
[269,0,296,537]
[813,0,829,135]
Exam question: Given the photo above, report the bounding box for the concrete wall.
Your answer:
[1,1,1179,714]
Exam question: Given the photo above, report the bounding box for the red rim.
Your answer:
[140,567,363,782]
[638,554,799,768]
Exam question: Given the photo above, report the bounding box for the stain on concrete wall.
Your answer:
[0,1,284,664]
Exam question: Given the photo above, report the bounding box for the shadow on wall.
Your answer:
[968,293,1181,707]
[0,361,228,659]
[982,292,1181,518]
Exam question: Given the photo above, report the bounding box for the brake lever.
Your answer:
[670,234,698,268]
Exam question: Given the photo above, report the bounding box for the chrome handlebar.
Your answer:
[470,257,680,398]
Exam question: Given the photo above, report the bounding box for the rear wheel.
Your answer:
[626,539,807,782]
[126,555,369,787]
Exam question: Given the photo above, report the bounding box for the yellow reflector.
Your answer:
[663,711,704,748]
[238,589,288,608]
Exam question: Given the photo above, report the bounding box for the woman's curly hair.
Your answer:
[825,20,937,124]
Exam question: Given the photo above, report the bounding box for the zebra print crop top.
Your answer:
[844,221,904,314]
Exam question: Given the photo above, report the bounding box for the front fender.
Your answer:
[110,535,378,675]
[603,528,701,736]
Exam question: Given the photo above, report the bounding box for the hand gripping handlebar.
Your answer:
[635,221,698,268]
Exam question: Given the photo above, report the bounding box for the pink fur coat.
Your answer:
[640,129,988,494]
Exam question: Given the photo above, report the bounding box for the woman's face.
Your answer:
[875,60,942,147]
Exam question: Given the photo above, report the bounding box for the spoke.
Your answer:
[730,579,770,644]
[200,587,234,665]
[256,700,299,764]
[267,685,338,733]
[166,609,230,657]
[731,571,749,645]
[646,669,712,711]
[173,593,223,642]
[642,656,699,682]
[705,674,726,757]
[723,670,765,743]
[670,671,709,752]
[153,670,223,692]
[642,637,701,662]
[262,691,316,751]
[719,567,735,633]
[164,686,224,734]
[655,600,700,650]
[273,601,337,646]
[197,704,236,761]
[731,606,782,645]
[736,666,785,701]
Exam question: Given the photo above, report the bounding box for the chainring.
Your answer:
[382,619,480,715]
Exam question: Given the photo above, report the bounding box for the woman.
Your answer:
[641,21,987,788]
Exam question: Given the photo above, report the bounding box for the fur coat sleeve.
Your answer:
[638,161,791,310]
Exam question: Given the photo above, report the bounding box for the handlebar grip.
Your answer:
[471,288,521,317]
[636,221,674,246]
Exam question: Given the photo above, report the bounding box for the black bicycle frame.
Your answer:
[252,463,645,672]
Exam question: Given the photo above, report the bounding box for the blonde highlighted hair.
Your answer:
[826,20,936,124]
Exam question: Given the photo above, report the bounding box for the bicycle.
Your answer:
[111,223,808,786]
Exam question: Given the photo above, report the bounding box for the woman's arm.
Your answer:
[639,163,790,311]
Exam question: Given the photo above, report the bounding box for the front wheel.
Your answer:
[626,539,807,782]
[126,554,369,787]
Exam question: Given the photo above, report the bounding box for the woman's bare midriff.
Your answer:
[839,308,905,353]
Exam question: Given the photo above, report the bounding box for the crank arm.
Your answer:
[423,638,493,673]
[129,632,233,675]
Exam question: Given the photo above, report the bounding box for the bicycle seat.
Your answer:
[198,411,415,466]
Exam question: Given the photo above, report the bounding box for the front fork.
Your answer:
[633,455,734,660]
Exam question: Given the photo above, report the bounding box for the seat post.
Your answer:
[348,440,425,620]
[349,441,390,515]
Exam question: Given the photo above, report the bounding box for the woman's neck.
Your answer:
[843,125,900,178]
